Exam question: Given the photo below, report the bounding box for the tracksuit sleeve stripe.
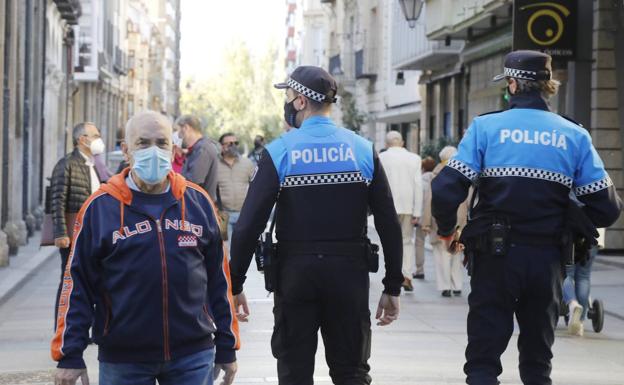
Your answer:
[186,183,240,351]
[50,192,105,362]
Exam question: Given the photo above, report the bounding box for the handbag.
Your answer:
[40,213,78,246]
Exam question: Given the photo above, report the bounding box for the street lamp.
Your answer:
[399,0,424,28]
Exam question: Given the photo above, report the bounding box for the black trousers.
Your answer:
[271,253,372,385]
[464,244,562,385]
[54,247,71,330]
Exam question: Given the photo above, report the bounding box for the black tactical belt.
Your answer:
[277,241,367,257]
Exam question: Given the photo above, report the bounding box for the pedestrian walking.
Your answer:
[379,130,422,292]
[422,146,467,297]
[248,135,265,166]
[216,132,255,239]
[229,66,402,385]
[176,114,219,201]
[413,156,436,279]
[51,111,239,385]
[431,50,622,385]
[50,122,105,325]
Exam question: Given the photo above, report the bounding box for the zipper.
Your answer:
[155,217,171,361]
[120,203,179,361]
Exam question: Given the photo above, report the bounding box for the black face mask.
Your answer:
[283,100,301,128]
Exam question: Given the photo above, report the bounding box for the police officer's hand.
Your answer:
[214,361,237,385]
[375,293,399,326]
[234,293,250,322]
[54,368,89,385]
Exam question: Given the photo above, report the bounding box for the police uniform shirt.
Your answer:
[229,116,403,296]
[432,91,622,237]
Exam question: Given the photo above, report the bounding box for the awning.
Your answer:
[375,102,421,124]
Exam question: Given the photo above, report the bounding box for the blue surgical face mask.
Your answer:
[131,146,172,185]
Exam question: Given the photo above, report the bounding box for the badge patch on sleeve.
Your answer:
[178,234,198,247]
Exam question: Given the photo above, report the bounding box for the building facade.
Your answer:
[0,0,182,265]
[406,0,623,248]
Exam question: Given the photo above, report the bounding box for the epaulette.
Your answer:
[559,114,583,127]
[477,110,504,117]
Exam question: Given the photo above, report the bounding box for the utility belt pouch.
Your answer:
[488,218,510,257]
[365,239,380,273]
[254,231,277,292]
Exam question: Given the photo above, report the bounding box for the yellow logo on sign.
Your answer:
[520,2,570,46]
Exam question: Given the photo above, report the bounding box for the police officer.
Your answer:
[431,50,622,385]
[229,66,403,385]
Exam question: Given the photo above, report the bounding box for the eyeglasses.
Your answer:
[223,141,239,146]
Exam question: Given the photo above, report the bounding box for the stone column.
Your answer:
[592,0,624,249]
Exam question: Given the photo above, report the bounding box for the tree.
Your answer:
[180,41,284,149]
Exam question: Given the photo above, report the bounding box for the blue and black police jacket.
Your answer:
[229,116,404,296]
[432,91,622,238]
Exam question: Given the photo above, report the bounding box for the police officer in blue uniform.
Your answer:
[431,51,622,385]
[229,66,403,385]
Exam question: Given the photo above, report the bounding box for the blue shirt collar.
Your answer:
[299,116,337,136]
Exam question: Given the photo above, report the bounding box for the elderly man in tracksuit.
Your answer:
[432,50,622,385]
[229,66,403,385]
[52,111,240,385]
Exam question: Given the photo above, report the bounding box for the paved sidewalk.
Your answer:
[0,232,57,306]
[0,227,623,384]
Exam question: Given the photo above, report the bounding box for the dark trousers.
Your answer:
[271,254,372,385]
[54,247,71,330]
[464,244,562,385]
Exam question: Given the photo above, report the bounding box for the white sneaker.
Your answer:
[568,303,584,337]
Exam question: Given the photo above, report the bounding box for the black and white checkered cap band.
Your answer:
[481,167,573,188]
[447,159,479,182]
[574,176,613,196]
[504,67,537,80]
[282,172,370,188]
[287,78,329,103]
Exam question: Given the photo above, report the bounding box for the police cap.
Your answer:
[274,66,338,103]
[492,50,553,82]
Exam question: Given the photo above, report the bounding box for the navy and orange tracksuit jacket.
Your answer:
[51,169,240,369]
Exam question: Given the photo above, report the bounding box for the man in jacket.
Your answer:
[50,122,105,323]
[52,111,239,385]
[176,115,219,201]
[217,133,255,238]
[379,130,422,292]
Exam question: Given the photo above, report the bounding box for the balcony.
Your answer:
[355,50,375,80]
[53,0,82,25]
[392,2,462,71]
[425,0,512,41]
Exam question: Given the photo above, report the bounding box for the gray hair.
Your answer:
[439,145,457,162]
[72,122,96,146]
[175,114,202,132]
[514,78,561,99]
[125,111,173,144]
[385,130,403,147]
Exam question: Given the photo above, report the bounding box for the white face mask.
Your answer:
[90,138,106,156]
[172,132,183,147]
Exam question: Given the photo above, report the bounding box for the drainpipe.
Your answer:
[23,0,32,231]
[2,0,13,227]
[39,0,47,205]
